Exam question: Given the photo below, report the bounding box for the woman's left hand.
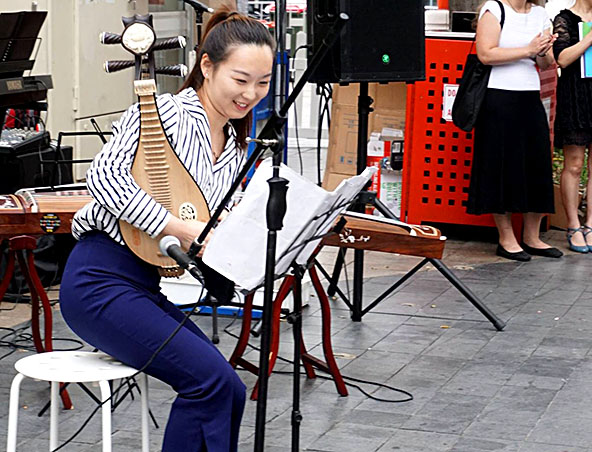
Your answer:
[538,33,558,58]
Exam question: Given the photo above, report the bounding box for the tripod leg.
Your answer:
[291,272,303,452]
[327,249,346,297]
[211,297,220,345]
[373,196,399,220]
[352,249,364,321]
[428,258,505,331]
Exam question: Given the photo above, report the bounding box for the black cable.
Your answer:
[290,44,310,59]
[289,78,304,175]
[223,318,413,403]
[315,83,333,186]
[0,321,85,361]
[316,85,325,185]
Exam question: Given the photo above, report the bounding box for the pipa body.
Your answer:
[119,79,210,276]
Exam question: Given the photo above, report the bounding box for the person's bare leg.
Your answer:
[582,148,592,247]
[561,144,586,247]
[523,212,550,249]
[493,213,521,252]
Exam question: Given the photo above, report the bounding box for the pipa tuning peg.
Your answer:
[104,60,135,73]
[153,36,186,51]
[99,32,122,45]
[155,64,188,77]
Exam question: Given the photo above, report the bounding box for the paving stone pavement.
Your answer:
[1,143,590,451]
[2,246,592,451]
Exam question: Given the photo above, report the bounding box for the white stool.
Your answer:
[7,351,149,452]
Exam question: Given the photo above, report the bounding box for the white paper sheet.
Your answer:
[202,158,375,291]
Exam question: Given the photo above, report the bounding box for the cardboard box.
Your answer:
[324,82,408,190]
[380,169,403,218]
[331,82,407,110]
[325,104,359,176]
[322,172,352,191]
[373,83,407,110]
[325,107,406,179]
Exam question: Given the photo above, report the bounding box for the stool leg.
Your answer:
[49,381,59,451]
[99,381,112,452]
[7,373,25,452]
[138,374,149,452]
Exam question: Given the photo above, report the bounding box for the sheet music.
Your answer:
[202,158,375,291]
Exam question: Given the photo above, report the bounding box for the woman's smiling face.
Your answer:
[200,44,274,122]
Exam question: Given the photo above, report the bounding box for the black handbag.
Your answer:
[452,0,505,132]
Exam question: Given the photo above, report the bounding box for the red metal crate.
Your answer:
[402,37,557,230]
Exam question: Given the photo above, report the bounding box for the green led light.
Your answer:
[382,54,390,64]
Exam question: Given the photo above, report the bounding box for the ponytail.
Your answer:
[180,6,276,148]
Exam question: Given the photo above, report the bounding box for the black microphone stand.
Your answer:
[183,0,211,51]
[185,12,348,452]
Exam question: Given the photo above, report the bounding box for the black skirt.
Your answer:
[466,89,555,215]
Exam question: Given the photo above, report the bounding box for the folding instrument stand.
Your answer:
[326,83,505,332]
[0,235,73,409]
[229,252,348,401]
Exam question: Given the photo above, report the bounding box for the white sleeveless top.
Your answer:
[479,1,552,91]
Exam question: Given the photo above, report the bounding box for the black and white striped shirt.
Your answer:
[72,88,246,244]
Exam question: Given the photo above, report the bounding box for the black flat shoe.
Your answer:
[520,243,563,259]
[496,244,531,262]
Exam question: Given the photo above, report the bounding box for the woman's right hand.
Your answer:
[161,216,212,257]
[527,33,551,58]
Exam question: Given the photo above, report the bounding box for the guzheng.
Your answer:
[321,211,446,259]
[0,185,92,238]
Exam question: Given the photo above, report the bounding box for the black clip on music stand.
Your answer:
[186,12,350,452]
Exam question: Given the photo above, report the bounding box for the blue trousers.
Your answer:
[59,232,246,452]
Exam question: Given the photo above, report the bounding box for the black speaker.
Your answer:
[0,139,73,194]
[307,0,425,83]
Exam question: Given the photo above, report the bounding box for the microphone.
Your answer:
[159,236,201,279]
[183,0,214,13]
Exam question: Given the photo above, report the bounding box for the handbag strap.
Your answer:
[469,0,506,52]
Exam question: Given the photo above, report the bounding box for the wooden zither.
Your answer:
[118,79,210,276]
[322,211,446,259]
[102,14,209,277]
[0,185,92,239]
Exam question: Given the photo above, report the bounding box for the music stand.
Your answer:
[0,11,49,129]
[0,11,47,76]
[203,159,376,451]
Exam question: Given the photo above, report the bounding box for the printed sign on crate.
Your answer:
[442,84,459,121]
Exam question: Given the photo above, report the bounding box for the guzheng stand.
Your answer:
[229,254,348,452]
[324,188,506,331]
[229,259,348,398]
[0,235,73,409]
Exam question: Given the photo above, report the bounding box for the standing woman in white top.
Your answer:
[59,7,275,452]
[467,0,563,261]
